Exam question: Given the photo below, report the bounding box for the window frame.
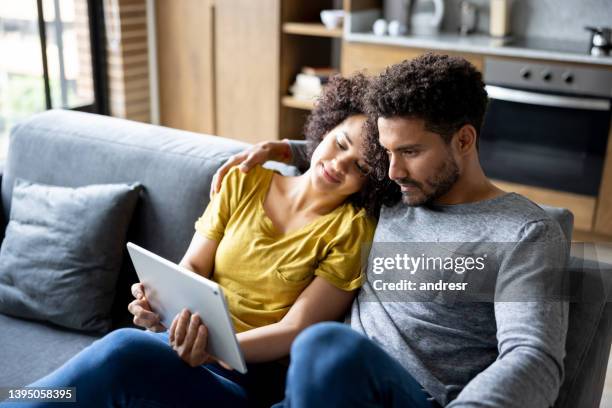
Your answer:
[35,0,108,114]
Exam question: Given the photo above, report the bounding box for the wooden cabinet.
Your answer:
[156,0,280,143]
[341,41,483,75]
[215,0,280,143]
[156,0,215,134]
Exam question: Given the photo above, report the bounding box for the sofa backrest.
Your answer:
[1,110,295,326]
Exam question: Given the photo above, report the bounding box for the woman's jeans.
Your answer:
[276,322,435,408]
[0,328,286,408]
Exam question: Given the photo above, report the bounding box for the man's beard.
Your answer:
[396,155,460,207]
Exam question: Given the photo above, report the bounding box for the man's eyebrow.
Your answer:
[387,144,423,151]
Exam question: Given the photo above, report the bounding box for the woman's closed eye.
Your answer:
[335,134,369,175]
[355,162,370,176]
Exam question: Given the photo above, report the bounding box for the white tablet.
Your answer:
[126,242,247,374]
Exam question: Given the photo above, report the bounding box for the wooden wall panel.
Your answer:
[214,0,280,143]
[156,0,214,134]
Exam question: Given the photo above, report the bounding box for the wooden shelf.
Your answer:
[282,22,342,38]
[282,96,315,110]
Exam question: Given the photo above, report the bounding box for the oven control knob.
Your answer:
[542,70,553,81]
[562,72,574,84]
[520,68,531,79]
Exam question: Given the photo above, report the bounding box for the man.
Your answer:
[213,53,569,407]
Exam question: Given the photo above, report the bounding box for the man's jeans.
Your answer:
[0,328,286,408]
[276,322,435,408]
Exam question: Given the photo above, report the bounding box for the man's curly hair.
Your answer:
[303,73,400,217]
[363,53,488,181]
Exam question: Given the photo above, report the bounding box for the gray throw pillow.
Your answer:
[0,179,142,333]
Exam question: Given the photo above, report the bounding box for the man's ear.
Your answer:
[453,124,477,155]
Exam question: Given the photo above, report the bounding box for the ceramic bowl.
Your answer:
[320,10,344,30]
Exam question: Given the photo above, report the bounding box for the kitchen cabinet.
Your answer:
[341,41,483,75]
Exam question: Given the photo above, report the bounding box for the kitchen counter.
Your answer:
[345,32,612,67]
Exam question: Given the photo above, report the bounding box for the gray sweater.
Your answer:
[289,141,569,407]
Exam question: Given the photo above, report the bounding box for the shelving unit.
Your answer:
[279,1,343,139]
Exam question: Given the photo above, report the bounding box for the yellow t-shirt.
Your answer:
[194,165,376,333]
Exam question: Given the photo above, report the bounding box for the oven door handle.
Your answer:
[485,85,611,111]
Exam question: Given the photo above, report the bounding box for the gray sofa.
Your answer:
[0,110,610,407]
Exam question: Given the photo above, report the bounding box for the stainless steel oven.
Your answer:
[479,57,612,196]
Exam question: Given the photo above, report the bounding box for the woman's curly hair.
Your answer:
[303,73,400,217]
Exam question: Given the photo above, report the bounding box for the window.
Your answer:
[0,0,107,159]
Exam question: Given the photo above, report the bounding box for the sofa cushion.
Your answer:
[0,179,141,333]
[0,313,101,387]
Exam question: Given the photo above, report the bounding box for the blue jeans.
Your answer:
[1,328,286,408]
[275,322,434,408]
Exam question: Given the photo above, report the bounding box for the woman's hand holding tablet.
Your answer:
[128,282,165,332]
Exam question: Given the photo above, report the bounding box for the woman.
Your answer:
[5,74,397,408]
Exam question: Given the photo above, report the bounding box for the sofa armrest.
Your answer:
[556,256,612,408]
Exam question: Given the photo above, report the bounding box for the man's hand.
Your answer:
[211,140,292,197]
[128,283,165,332]
[169,309,233,370]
